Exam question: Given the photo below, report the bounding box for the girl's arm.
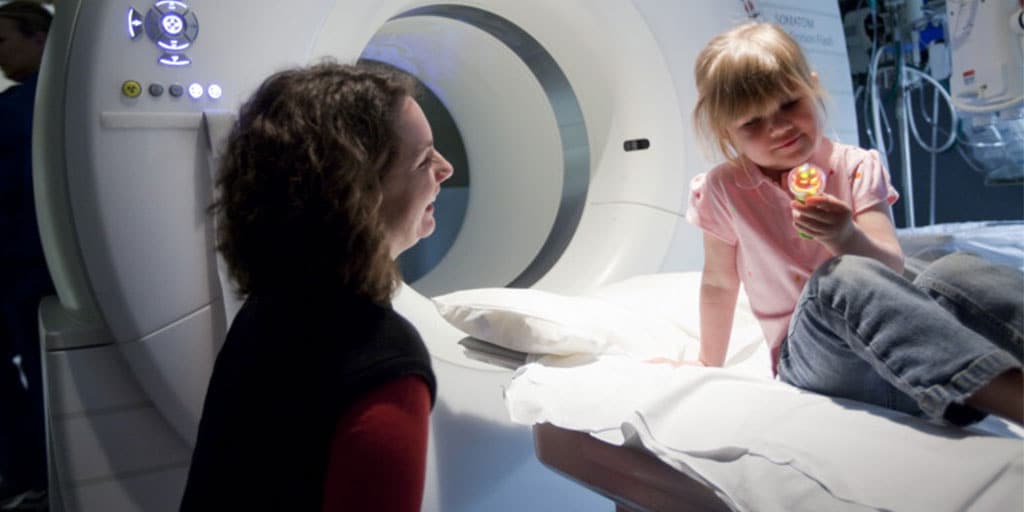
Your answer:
[792,198,904,274]
[697,233,741,367]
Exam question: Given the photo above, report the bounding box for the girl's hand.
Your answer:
[791,194,853,244]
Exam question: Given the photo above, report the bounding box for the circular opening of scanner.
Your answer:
[360,6,590,297]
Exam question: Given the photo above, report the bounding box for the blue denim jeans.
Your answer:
[778,253,1023,425]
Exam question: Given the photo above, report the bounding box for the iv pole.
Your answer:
[896,45,917,227]
[893,2,918,227]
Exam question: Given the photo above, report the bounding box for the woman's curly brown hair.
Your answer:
[211,61,415,305]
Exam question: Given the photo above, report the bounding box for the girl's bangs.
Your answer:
[713,59,806,124]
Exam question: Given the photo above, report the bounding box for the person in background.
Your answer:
[180,61,453,511]
[0,2,53,509]
[672,21,1023,427]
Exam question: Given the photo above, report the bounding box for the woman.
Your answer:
[181,61,454,511]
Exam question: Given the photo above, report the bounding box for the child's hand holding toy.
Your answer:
[788,164,856,245]
[788,164,826,240]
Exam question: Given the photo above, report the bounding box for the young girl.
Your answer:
[684,22,1022,426]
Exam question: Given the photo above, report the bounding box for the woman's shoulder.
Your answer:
[334,297,436,403]
[221,291,428,373]
[376,304,427,346]
[296,291,426,355]
[224,291,387,347]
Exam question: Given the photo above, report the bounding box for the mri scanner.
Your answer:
[32,1,855,510]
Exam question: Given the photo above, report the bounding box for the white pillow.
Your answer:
[432,287,694,359]
[432,271,767,363]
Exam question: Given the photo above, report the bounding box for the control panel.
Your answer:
[122,1,222,102]
[128,0,198,66]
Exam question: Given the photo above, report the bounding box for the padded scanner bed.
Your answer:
[439,221,1024,512]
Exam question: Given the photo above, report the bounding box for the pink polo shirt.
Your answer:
[685,138,899,367]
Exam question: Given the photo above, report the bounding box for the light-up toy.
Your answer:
[788,163,826,239]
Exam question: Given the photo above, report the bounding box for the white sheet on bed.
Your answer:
[506,353,1024,512]
[496,261,1024,511]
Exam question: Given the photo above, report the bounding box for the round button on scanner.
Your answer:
[121,80,142,98]
[161,13,185,36]
[148,83,165,97]
[168,84,185,97]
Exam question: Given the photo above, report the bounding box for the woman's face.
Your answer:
[380,96,454,258]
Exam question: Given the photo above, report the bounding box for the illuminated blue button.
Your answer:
[127,8,144,39]
[147,2,195,42]
[161,13,184,35]
[207,84,222,100]
[145,1,198,65]
[158,53,191,67]
[155,0,189,12]
[188,83,204,99]
[157,37,191,51]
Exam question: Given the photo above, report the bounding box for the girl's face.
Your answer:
[380,96,454,258]
[727,91,822,174]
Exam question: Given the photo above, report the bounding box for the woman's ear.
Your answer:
[810,71,820,85]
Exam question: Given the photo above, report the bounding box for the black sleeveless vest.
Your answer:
[180,290,436,511]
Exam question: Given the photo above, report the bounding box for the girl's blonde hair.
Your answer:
[692,22,826,166]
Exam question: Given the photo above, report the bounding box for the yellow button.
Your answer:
[121,80,142,98]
